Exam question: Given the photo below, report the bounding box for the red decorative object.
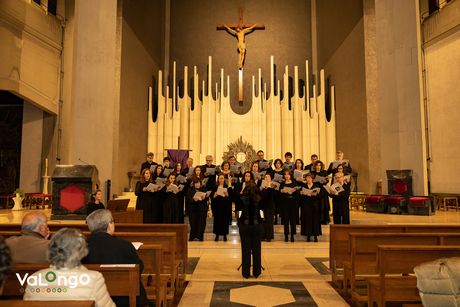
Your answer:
[365,195,385,204]
[392,179,408,195]
[59,184,85,212]
[385,196,405,205]
[409,197,430,206]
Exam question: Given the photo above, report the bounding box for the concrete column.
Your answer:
[363,0,382,193]
[375,0,428,195]
[20,102,43,193]
[66,0,118,196]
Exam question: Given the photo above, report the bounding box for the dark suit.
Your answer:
[140,161,157,174]
[82,232,148,306]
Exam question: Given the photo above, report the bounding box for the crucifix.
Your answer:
[217,8,265,102]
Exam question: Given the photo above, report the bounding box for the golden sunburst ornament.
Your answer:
[222,136,256,172]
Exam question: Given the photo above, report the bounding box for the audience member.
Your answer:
[83,209,148,306]
[5,211,49,263]
[24,228,115,307]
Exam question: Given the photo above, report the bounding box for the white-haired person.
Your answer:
[24,228,115,307]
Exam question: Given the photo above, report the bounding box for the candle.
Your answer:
[45,158,48,169]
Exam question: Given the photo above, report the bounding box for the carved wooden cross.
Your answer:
[217,8,265,102]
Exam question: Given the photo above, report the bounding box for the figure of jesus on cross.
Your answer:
[217,8,265,70]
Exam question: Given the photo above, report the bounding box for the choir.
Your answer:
[135,150,352,242]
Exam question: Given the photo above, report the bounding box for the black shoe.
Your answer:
[307,236,311,242]
[243,275,250,279]
[223,235,227,242]
[199,237,204,241]
[284,235,288,242]
[254,274,260,278]
[265,239,271,242]
[189,238,194,242]
[214,235,219,242]
[314,236,318,242]
[291,235,295,242]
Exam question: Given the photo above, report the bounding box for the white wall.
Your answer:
[425,30,460,193]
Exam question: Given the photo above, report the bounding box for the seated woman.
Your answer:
[86,189,105,215]
[24,228,115,307]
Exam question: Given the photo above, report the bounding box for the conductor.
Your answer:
[236,171,264,278]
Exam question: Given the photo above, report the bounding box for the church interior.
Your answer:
[1,0,460,306]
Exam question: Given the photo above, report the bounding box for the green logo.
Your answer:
[45,271,57,282]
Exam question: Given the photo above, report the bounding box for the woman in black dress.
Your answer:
[251,161,263,186]
[299,173,322,242]
[187,179,209,241]
[259,173,276,242]
[152,164,165,181]
[135,168,159,223]
[312,161,330,225]
[161,173,183,223]
[236,171,264,279]
[330,172,351,224]
[279,170,299,242]
[86,189,105,215]
[272,158,284,225]
[211,174,233,241]
[172,162,186,223]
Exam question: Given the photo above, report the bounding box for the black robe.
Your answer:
[299,182,322,237]
[330,182,351,225]
[187,187,209,240]
[211,185,233,235]
[135,181,162,223]
[279,181,299,235]
[161,184,184,224]
[140,161,157,174]
[86,201,105,216]
[312,170,330,225]
[259,185,276,240]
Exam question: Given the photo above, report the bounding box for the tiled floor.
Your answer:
[179,210,460,306]
[2,208,460,306]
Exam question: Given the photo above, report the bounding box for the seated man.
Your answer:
[83,209,148,307]
[5,211,49,263]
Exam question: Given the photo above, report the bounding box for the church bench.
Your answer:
[2,263,139,307]
[0,223,188,279]
[329,224,460,288]
[0,301,94,307]
[112,224,188,279]
[94,231,179,303]
[0,229,180,299]
[367,245,460,307]
[137,244,167,307]
[344,233,460,303]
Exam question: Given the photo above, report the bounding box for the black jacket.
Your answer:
[82,231,148,306]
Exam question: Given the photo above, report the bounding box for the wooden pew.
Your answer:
[344,233,460,303]
[329,224,460,288]
[0,301,94,307]
[368,245,460,307]
[137,244,167,307]
[100,232,179,303]
[2,264,139,307]
[0,223,189,279]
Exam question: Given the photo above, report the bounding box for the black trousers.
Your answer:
[238,223,263,278]
[332,198,350,224]
[282,198,299,235]
[189,210,207,240]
